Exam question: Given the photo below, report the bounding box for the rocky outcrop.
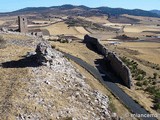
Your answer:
[20,41,114,119]
[35,42,72,73]
[84,35,133,88]
[0,33,118,120]
[35,42,55,66]
[0,27,8,33]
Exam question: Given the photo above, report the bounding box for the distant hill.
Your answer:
[0,4,160,18]
[150,10,160,15]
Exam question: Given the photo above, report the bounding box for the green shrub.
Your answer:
[135,74,144,81]
[143,80,148,85]
[154,103,160,111]
[146,86,156,94]
[152,81,157,85]
[109,101,117,112]
[63,117,72,120]
[153,73,157,79]
[154,91,160,110]
[136,82,143,87]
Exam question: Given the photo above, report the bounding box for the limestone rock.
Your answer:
[1,27,8,32]
[35,42,54,66]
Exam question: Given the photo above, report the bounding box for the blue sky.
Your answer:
[0,0,159,12]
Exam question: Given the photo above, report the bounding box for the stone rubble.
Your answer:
[10,41,116,120]
[15,42,113,120]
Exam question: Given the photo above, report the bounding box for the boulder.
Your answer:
[35,42,54,66]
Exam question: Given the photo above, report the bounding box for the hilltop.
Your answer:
[0,4,160,18]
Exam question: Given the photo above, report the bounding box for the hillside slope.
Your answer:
[0,33,113,120]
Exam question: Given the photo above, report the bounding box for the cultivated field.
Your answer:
[118,42,160,64]
[74,26,89,34]
[78,16,110,24]
[0,20,5,25]
[124,25,160,33]
[42,22,79,35]
[123,14,160,25]
[42,22,89,39]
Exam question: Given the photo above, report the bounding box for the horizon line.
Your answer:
[0,4,159,13]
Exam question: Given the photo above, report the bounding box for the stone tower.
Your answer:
[18,16,28,33]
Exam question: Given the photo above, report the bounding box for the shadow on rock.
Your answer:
[1,55,40,68]
[94,58,126,86]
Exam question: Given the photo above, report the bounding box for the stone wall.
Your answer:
[84,35,132,88]
[18,16,28,33]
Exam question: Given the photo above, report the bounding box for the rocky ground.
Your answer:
[0,32,116,120]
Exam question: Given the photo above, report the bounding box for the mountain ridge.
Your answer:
[0,4,160,18]
[150,10,160,15]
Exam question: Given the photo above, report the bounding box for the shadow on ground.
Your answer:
[94,58,126,86]
[1,55,40,68]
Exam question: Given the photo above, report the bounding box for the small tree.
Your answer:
[136,82,143,87]
[153,73,157,79]
[154,92,160,111]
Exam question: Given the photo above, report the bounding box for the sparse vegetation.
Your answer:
[0,36,6,49]
[0,3,160,117]
[109,99,117,112]
[120,56,160,111]
[114,34,139,40]
[120,56,146,81]
[65,17,117,31]
[153,73,158,79]
[146,86,160,111]
[63,117,73,120]
[136,82,143,87]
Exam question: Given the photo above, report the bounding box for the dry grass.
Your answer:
[32,20,50,24]
[70,57,136,120]
[104,41,160,114]
[1,34,31,41]
[119,84,158,115]
[123,14,160,25]
[0,44,34,119]
[51,41,137,119]
[118,42,160,64]
[74,26,89,34]
[0,20,5,25]
[51,42,102,66]
[42,22,89,39]
[42,22,79,35]
[124,25,160,33]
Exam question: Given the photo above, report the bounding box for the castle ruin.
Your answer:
[84,35,133,89]
[18,16,28,33]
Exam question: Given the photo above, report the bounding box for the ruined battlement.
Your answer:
[18,16,28,33]
[84,35,133,89]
